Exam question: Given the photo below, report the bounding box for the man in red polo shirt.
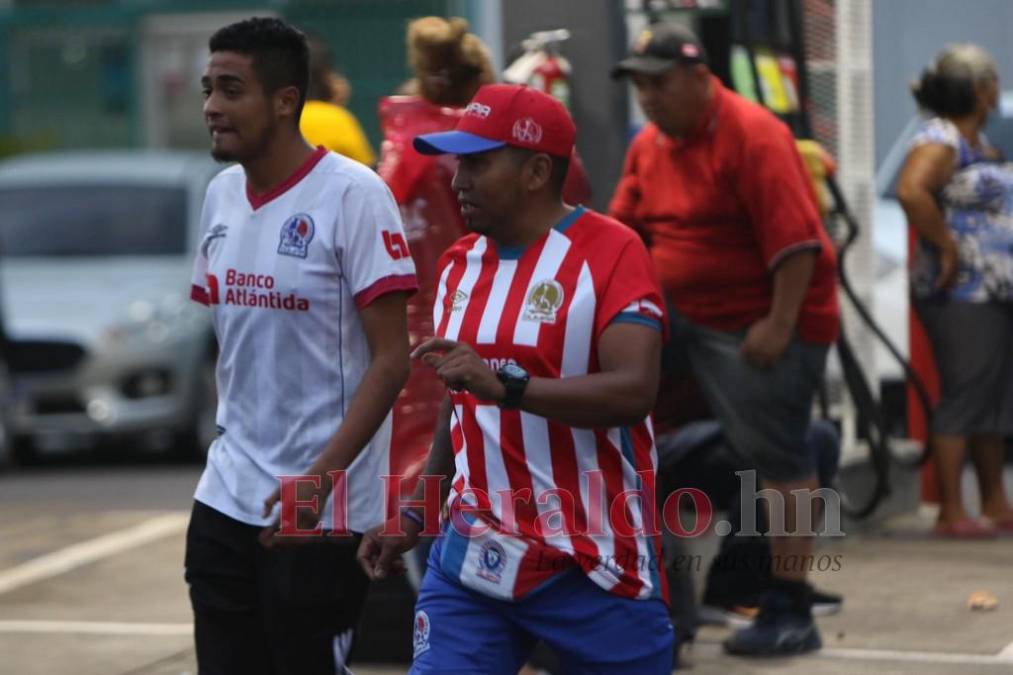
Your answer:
[610,23,840,656]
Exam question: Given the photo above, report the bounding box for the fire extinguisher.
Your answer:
[503,28,572,108]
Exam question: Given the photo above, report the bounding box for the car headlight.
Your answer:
[104,296,205,346]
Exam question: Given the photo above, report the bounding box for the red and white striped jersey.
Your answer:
[432,206,668,602]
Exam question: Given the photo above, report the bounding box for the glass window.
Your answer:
[0,184,187,256]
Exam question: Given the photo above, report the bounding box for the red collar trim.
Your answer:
[246,146,328,210]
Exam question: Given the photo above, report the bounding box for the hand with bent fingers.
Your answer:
[356,517,418,580]
[740,316,793,369]
[936,239,959,291]
[412,337,506,402]
[258,472,331,548]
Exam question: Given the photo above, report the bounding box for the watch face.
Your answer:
[501,363,528,380]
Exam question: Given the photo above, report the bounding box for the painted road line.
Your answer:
[821,646,1013,665]
[0,512,188,595]
[697,639,1013,666]
[0,620,192,636]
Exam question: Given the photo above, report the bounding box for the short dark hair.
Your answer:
[209,17,310,119]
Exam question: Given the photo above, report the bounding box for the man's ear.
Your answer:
[523,153,553,192]
[275,85,302,121]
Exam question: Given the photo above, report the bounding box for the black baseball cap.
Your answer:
[611,22,708,78]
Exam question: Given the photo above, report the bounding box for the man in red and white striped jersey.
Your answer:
[358,84,675,674]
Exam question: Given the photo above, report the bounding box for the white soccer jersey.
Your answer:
[190,147,417,532]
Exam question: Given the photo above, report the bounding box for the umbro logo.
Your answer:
[447,289,469,313]
[201,223,227,257]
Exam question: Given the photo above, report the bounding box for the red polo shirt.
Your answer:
[609,78,839,344]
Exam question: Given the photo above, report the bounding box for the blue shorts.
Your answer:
[409,536,674,675]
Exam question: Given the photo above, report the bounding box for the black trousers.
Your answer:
[184,501,369,675]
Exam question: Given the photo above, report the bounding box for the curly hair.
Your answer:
[406,16,495,106]
[209,17,310,119]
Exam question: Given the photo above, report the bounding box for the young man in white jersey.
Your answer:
[357,84,675,674]
[186,17,417,675]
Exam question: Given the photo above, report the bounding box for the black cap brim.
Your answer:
[611,55,679,79]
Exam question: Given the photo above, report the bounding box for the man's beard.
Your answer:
[209,120,276,164]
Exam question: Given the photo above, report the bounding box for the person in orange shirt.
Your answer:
[610,23,839,657]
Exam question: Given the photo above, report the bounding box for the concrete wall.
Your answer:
[873,0,1013,167]
[501,0,629,211]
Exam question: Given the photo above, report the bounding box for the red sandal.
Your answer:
[933,518,998,539]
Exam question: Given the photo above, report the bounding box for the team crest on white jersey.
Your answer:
[278,213,315,258]
[476,540,507,584]
[413,610,431,657]
[523,279,564,324]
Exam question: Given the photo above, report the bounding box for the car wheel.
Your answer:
[11,436,38,466]
[0,416,11,470]
[0,363,24,468]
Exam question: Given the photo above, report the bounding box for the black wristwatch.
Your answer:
[496,363,529,409]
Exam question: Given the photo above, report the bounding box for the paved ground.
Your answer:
[1,456,1011,674]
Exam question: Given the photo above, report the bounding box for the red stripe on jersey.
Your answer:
[514,545,571,597]
[498,409,540,540]
[495,237,547,345]
[353,273,419,310]
[546,420,599,563]
[190,284,210,306]
[455,244,498,345]
[457,397,492,512]
[630,423,659,529]
[630,422,668,603]
[449,414,466,503]
[594,429,645,599]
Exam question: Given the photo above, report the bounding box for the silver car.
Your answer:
[0,151,220,460]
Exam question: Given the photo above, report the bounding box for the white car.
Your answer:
[0,151,221,461]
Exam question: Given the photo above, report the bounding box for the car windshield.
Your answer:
[0,184,187,256]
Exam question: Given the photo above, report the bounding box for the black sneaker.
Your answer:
[811,588,843,617]
[723,589,821,656]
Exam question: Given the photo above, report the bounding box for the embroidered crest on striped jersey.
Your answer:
[413,610,431,657]
[523,279,564,323]
[278,213,315,258]
[476,540,507,584]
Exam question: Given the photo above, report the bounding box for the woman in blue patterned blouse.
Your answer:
[897,43,1013,538]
